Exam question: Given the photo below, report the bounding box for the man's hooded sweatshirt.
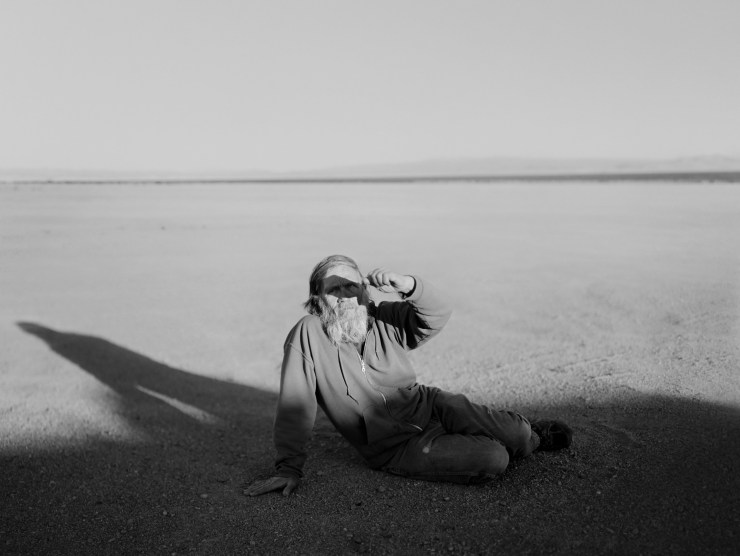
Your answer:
[274,276,452,479]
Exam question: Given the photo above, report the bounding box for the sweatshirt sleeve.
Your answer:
[273,330,318,479]
[380,275,453,350]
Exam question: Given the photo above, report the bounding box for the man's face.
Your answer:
[320,265,368,312]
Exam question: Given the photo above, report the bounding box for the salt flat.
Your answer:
[1,182,738,554]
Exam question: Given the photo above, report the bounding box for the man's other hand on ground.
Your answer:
[244,476,300,497]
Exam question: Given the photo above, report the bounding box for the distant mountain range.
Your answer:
[2,156,740,183]
[269,156,740,181]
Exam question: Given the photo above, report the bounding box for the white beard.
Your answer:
[321,301,368,346]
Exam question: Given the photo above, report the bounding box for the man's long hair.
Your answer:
[303,254,362,316]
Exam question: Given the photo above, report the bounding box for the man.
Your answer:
[246,255,572,496]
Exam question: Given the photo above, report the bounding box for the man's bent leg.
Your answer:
[431,390,539,458]
[381,420,509,484]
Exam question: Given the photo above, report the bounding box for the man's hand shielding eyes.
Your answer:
[244,476,300,497]
[364,268,415,296]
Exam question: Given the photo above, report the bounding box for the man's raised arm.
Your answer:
[365,268,452,349]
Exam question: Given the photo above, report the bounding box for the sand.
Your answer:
[1,182,739,554]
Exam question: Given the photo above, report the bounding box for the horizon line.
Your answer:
[3,170,740,185]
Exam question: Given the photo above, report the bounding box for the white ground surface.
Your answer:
[2,183,737,444]
[1,182,739,554]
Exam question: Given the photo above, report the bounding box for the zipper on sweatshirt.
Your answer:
[357,345,423,433]
[357,350,388,408]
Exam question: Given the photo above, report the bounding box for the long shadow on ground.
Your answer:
[3,323,739,555]
[14,322,278,438]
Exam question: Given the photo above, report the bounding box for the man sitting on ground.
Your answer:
[246,254,572,496]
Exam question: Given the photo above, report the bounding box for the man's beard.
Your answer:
[320,300,369,346]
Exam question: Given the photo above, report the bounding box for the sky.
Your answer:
[1,0,739,174]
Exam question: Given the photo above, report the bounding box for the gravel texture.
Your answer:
[2,183,739,555]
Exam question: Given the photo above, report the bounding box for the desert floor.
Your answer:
[1,182,739,555]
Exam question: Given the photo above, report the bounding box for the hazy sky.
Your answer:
[2,1,739,173]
